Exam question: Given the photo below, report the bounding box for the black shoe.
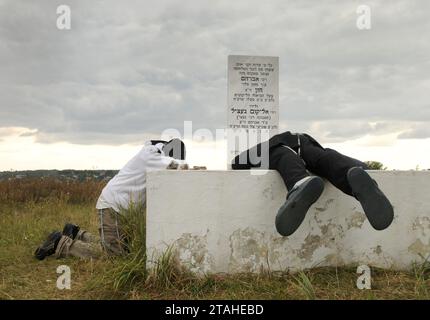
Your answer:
[34,231,62,260]
[275,176,325,236]
[62,223,80,239]
[347,167,394,230]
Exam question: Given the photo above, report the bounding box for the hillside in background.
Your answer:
[0,170,118,181]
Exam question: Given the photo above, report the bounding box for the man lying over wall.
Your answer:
[232,131,394,236]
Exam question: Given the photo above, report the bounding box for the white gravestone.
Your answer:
[227,55,279,166]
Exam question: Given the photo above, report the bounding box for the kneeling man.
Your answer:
[35,138,187,260]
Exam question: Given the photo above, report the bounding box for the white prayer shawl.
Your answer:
[96,141,185,212]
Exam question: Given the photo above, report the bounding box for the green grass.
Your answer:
[1,197,429,300]
[291,271,316,300]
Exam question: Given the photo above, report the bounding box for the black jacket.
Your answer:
[231,131,322,169]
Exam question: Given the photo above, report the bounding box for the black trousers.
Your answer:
[269,134,369,196]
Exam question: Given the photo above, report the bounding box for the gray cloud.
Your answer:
[398,123,430,139]
[0,0,429,145]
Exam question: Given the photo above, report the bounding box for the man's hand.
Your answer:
[167,161,205,170]
[166,161,179,170]
[178,163,189,170]
[191,166,207,170]
[167,161,189,170]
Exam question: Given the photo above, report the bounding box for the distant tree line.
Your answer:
[364,161,386,170]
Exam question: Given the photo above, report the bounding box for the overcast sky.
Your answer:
[0,0,429,170]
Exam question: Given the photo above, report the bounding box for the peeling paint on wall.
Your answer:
[174,231,214,275]
[229,228,269,273]
[412,216,430,237]
[347,212,366,229]
[228,220,342,273]
[408,239,430,257]
[314,198,335,212]
[408,216,430,259]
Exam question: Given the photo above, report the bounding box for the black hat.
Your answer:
[162,138,186,160]
[150,140,168,145]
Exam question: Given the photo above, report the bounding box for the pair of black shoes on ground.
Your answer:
[34,223,80,260]
[276,167,394,236]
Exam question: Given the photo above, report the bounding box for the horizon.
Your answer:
[1,134,430,171]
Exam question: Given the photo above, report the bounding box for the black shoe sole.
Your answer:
[275,176,325,236]
[34,231,62,260]
[35,247,51,260]
[347,167,394,230]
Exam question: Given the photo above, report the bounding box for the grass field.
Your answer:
[0,178,429,300]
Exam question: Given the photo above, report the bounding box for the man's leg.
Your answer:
[76,229,98,243]
[269,145,325,236]
[299,134,368,196]
[299,134,393,230]
[35,223,101,260]
[55,233,102,259]
[55,209,128,259]
[269,145,309,191]
[99,208,128,256]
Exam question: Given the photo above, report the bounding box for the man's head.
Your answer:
[162,138,186,160]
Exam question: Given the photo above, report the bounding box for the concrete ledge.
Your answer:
[146,170,430,274]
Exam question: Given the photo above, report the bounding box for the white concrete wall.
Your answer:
[146,170,430,274]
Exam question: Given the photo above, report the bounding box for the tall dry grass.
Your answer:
[0,178,105,205]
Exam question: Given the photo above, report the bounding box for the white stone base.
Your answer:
[146,170,430,274]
